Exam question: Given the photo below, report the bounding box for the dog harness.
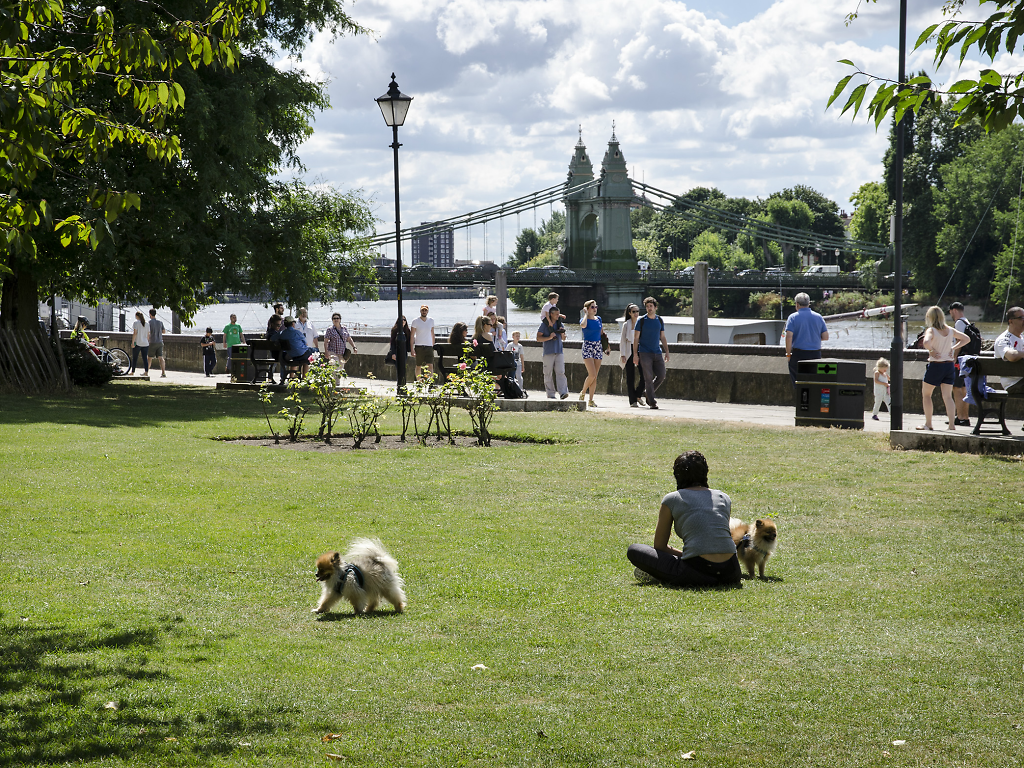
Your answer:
[738,533,771,558]
[334,563,365,594]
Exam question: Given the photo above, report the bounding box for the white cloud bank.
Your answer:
[281,0,1009,259]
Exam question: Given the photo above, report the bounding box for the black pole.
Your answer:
[391,122,406,392]
[890,0,907,431]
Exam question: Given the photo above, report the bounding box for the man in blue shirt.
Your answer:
[279,316,315,383]
[632,296,670,409]
[536,306,568,399]
[784,292,829,385]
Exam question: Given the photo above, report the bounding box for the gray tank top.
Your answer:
[661,488,737,559]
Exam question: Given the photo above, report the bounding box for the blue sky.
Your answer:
[278,0,1018,263]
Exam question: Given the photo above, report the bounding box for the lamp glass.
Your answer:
[376,85,413,127]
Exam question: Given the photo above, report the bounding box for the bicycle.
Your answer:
[85,336,131,376]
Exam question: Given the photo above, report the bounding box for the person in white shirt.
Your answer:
[410,304,435,380]
[297,308,320,355]
[507,331,525,390]
[618,303,646,407]
[993,306,1024,393]
[539,292,559,322]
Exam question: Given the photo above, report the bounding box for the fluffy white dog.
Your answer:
[313,538,407,615]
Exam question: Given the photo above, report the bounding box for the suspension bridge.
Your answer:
[367,130,894,318]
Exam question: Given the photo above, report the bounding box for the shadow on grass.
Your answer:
[314,610,405,621]
[0,615,289,766]
[0,386,256,430]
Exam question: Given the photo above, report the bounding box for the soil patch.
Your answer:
[224,434,529,451]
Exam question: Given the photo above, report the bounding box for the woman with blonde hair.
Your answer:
[918,305,970,431]
[579,299,603,406]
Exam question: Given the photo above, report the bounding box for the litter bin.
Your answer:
[795,358,865,429]
[230,344,249,383]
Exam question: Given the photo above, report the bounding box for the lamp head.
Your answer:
[376,73,413,127]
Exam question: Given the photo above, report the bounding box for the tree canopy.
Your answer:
[1,0,376,329]
[830,0,1024,132]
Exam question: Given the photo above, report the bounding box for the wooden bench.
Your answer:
[968,356,1024,436]
[433,342,517,381]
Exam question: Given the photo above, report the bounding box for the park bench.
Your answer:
[247,339,308,384]
[433,342,517,382]
[968,356,1024,436]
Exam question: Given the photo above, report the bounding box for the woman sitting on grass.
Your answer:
[627,450,741,588]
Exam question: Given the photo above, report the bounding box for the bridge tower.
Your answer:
[563,127,643,320]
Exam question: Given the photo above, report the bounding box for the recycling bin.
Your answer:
[795,358,865,429]
[230,344,249,383]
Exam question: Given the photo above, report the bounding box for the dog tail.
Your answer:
[347,537,399,570]
[729,517,748,544]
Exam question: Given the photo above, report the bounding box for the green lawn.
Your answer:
[1,384,1021,767]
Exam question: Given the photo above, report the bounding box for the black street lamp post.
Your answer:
[376,73,413,392]
[890,0,907,431]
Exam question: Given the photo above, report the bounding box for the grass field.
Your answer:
[1,384,1022,767]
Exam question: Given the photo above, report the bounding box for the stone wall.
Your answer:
[71,331,1022,418]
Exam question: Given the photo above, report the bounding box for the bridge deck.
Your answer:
[376,268,904,292]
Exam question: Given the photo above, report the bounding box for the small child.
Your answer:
[507,331,524,391]
[493,315,508,350]
[872,357,890,420]
[540,292,559,322]
[201,327,218,377]
[482,295,497,316]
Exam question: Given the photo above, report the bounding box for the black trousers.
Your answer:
[623,356,646,404]
[627,544,741,588]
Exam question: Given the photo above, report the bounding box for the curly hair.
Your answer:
[673,451,709,489]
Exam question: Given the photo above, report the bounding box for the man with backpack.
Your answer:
[950,302,982,427]
[632,296,670,409]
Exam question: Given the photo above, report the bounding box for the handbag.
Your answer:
[490,350,515,368]
[384,343,397,365]
[600,330,611,355]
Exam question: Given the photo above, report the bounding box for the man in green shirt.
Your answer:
[223,314,246,370]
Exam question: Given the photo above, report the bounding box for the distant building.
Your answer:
[411,222,455,269]
[374,254,397,269]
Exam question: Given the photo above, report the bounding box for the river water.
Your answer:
[132,298,1005,349]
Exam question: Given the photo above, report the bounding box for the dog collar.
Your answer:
[335,563,365,594]
[751,542,772,557]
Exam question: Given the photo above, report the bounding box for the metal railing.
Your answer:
[374,267,905,292]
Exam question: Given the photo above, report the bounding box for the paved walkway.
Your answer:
[120,368,962,434]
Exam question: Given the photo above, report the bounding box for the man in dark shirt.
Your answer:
[279,316,314,383]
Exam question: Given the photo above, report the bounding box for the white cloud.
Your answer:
[280,0,996,257]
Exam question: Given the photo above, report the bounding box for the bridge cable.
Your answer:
[937,152,1015,306]
[1002,148,1024,320]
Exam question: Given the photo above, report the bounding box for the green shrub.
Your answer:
[61,340,114,387]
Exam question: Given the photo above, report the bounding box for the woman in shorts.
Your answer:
[579,299,603,407]
[918,305,970,431]
[627,450,741,588]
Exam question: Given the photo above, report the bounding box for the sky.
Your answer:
[281,0,1023,263]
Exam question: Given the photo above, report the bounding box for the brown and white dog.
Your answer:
[313,538,407,615]
[729,518,778,579]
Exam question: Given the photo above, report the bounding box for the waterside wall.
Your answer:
[69,331,1022,419]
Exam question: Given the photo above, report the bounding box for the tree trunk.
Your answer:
[0,265,41,331]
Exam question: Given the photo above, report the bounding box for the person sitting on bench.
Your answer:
[279,315,315,383]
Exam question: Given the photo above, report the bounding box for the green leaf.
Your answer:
[837,58,856,67]
[948,79,977,94]
[827,74,855,109]
[979,69,1002,87]
[158,82,168,104]
[915,23,940,50]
